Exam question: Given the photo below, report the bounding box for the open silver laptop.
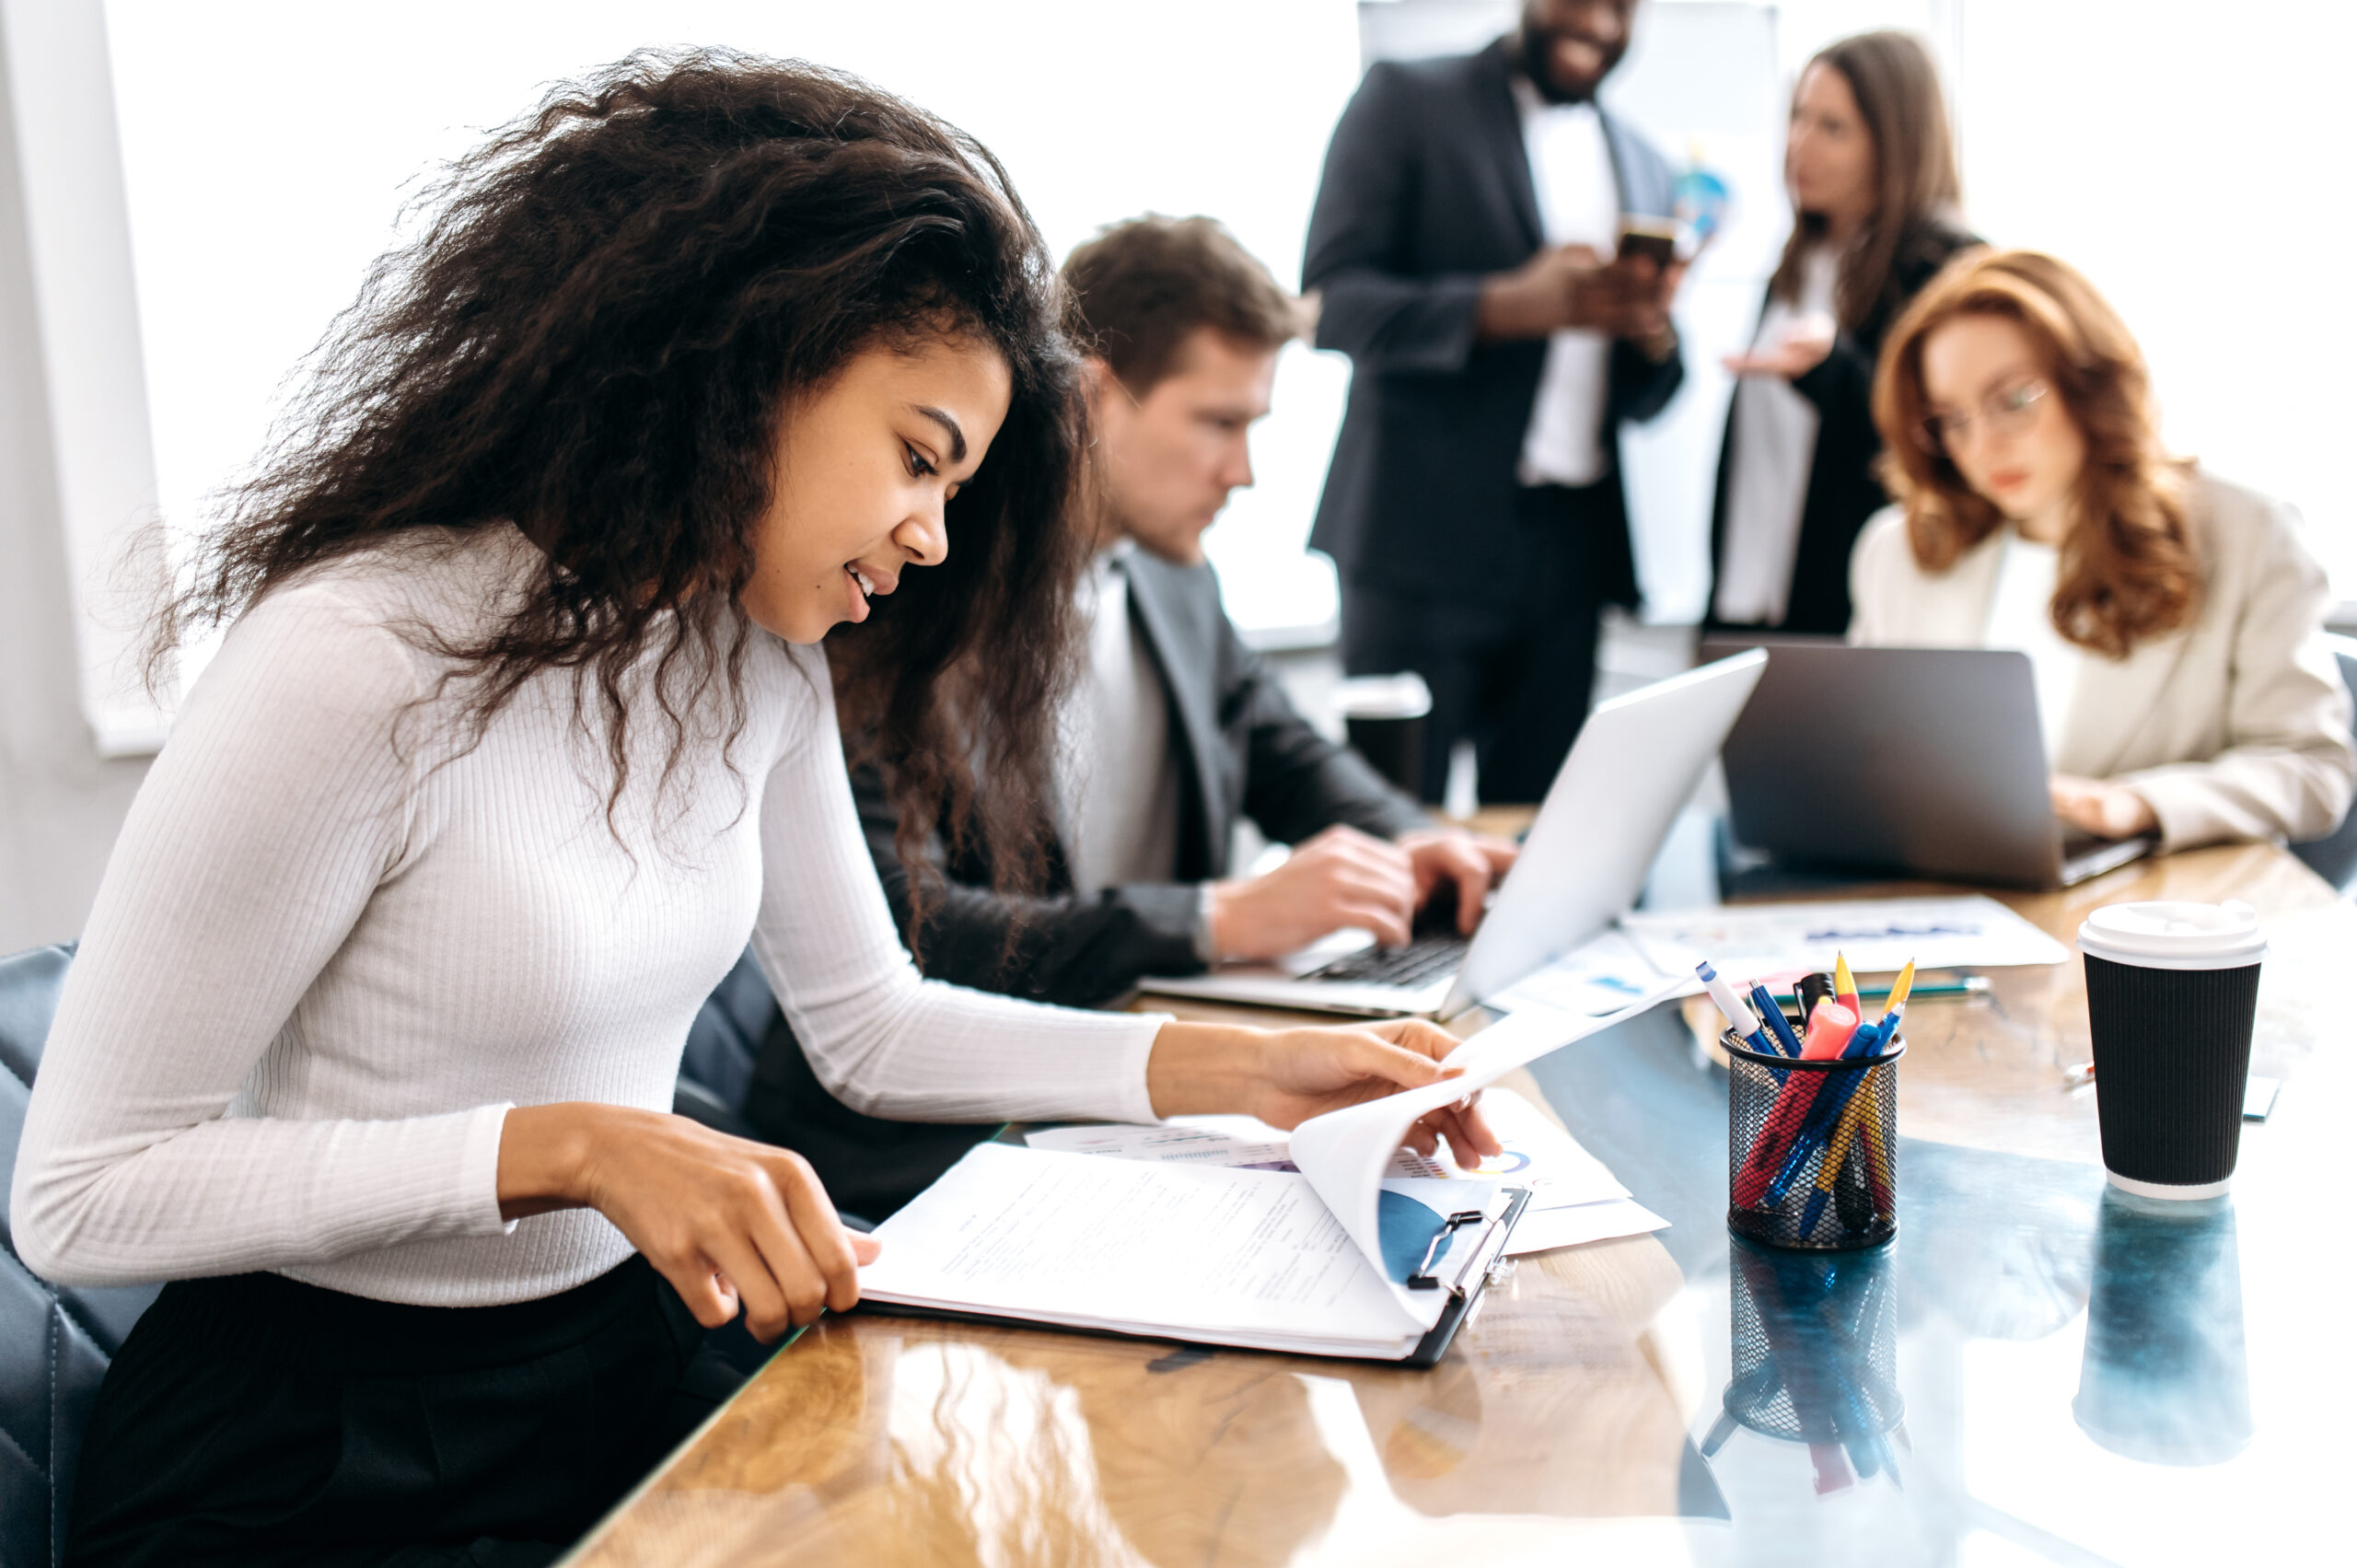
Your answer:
[1703,638,2154,889]
[1135,651,1769,1020]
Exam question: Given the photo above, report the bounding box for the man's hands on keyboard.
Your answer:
[1206,823,1521,964]
[1206,825,1417,959]
[1398,829,1520,935]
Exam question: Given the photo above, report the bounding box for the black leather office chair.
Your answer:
[2289,636,2357,893]
[1,945,162,1568]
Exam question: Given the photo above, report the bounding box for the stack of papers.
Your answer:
[1025,1087,1665,1259]
[1619,895,2071,978]
[860,1146,1490,1358]
[1476,895,2070,1024]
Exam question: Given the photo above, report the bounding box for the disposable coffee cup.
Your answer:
[1338,673,1432,798]
[2076,900,2265,1200]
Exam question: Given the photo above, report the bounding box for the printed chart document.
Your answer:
[859,1004,1644,1361]
[1620,894,2070,980]
[1483,927,1685,1020]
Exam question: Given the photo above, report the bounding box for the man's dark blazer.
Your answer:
[744,548,1431,1219]
[1304,37,1686,608]
[1706,218,1980,634]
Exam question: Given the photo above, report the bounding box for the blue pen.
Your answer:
[1769,1001,1907,1205]
[1792,1053,1886,1232]
[1750,983,1805,1057]
[1794,1079,1877,1236]
[1765,1013,1899,1206]
[1796,1179,1835,1238]
[1766,1020,1887,1206]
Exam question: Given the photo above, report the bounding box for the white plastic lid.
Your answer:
[2077,900,2266,970]
[1336,672,1434,720]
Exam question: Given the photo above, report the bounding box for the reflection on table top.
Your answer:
[567,842,2355,1566]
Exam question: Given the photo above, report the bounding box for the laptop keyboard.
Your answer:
[1301,932,1470,988]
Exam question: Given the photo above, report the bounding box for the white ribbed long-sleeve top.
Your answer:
[11,527,1165,1307]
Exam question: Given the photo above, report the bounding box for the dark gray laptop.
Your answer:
[1700,637,2154,889]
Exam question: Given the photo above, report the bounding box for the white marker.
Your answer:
[1696,960,1771,1051]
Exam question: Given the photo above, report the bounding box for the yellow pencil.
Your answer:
[1882,959,1916,1014]
[1833,952,1861,1016]
[1821,1094,1869,1189]
[1862,1110,1894,1210]
[1853,958,1907,1214]
[1795,1087,1872,1233]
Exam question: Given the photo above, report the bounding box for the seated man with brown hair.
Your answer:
[743,215,1515,1217]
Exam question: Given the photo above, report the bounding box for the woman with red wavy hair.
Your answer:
[1852,249,2353,849]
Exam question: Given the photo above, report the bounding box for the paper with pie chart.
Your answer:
[1384,1087,1666,1256]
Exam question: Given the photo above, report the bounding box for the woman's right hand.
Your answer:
[496,1102,879,1342]
[2050,773,2159,840]
[1723,324,1835,379]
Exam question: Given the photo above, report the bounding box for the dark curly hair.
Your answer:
[156,48,1088,920]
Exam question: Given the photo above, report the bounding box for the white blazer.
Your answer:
[1848,471,2356,851]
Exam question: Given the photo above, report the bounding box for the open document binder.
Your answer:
[853,999,1674,1365]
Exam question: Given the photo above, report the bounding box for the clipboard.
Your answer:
[855,1184,1532,1368]
[1400,1183,1531,1367]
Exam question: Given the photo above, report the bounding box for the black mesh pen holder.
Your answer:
[1724,1026,1902,1250]
[1724,1237,1905,1463]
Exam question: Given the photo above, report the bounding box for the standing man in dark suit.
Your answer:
[1306,0,1688,804]
[742,216,1516,1218]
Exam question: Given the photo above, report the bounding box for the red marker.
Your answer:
[1734,1000,1857,1206]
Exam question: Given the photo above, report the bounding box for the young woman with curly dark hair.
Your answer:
[13,52,1493,1566]
[1854,248,2354,850]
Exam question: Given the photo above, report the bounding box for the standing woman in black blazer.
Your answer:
[1708,30,1978,635]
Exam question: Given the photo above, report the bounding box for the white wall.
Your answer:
[102,0,1366,660]
[1953,0,2357,586]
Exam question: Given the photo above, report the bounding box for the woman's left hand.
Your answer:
[1146,1018,1502,1168]
[2051,772,2159,839]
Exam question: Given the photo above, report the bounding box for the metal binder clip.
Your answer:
[1406,1209,1491,1291]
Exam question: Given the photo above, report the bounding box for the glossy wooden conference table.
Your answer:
[566,841,2354,1566]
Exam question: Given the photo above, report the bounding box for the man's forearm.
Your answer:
[910,882,1209,1005]
[1475,265,1566,343]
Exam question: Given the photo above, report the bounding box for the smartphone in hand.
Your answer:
[1614,217,1678,270]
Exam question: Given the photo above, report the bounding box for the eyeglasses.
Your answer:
[1917,378,2050,453]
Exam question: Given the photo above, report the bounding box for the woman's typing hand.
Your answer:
[2050,772,2160,840]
